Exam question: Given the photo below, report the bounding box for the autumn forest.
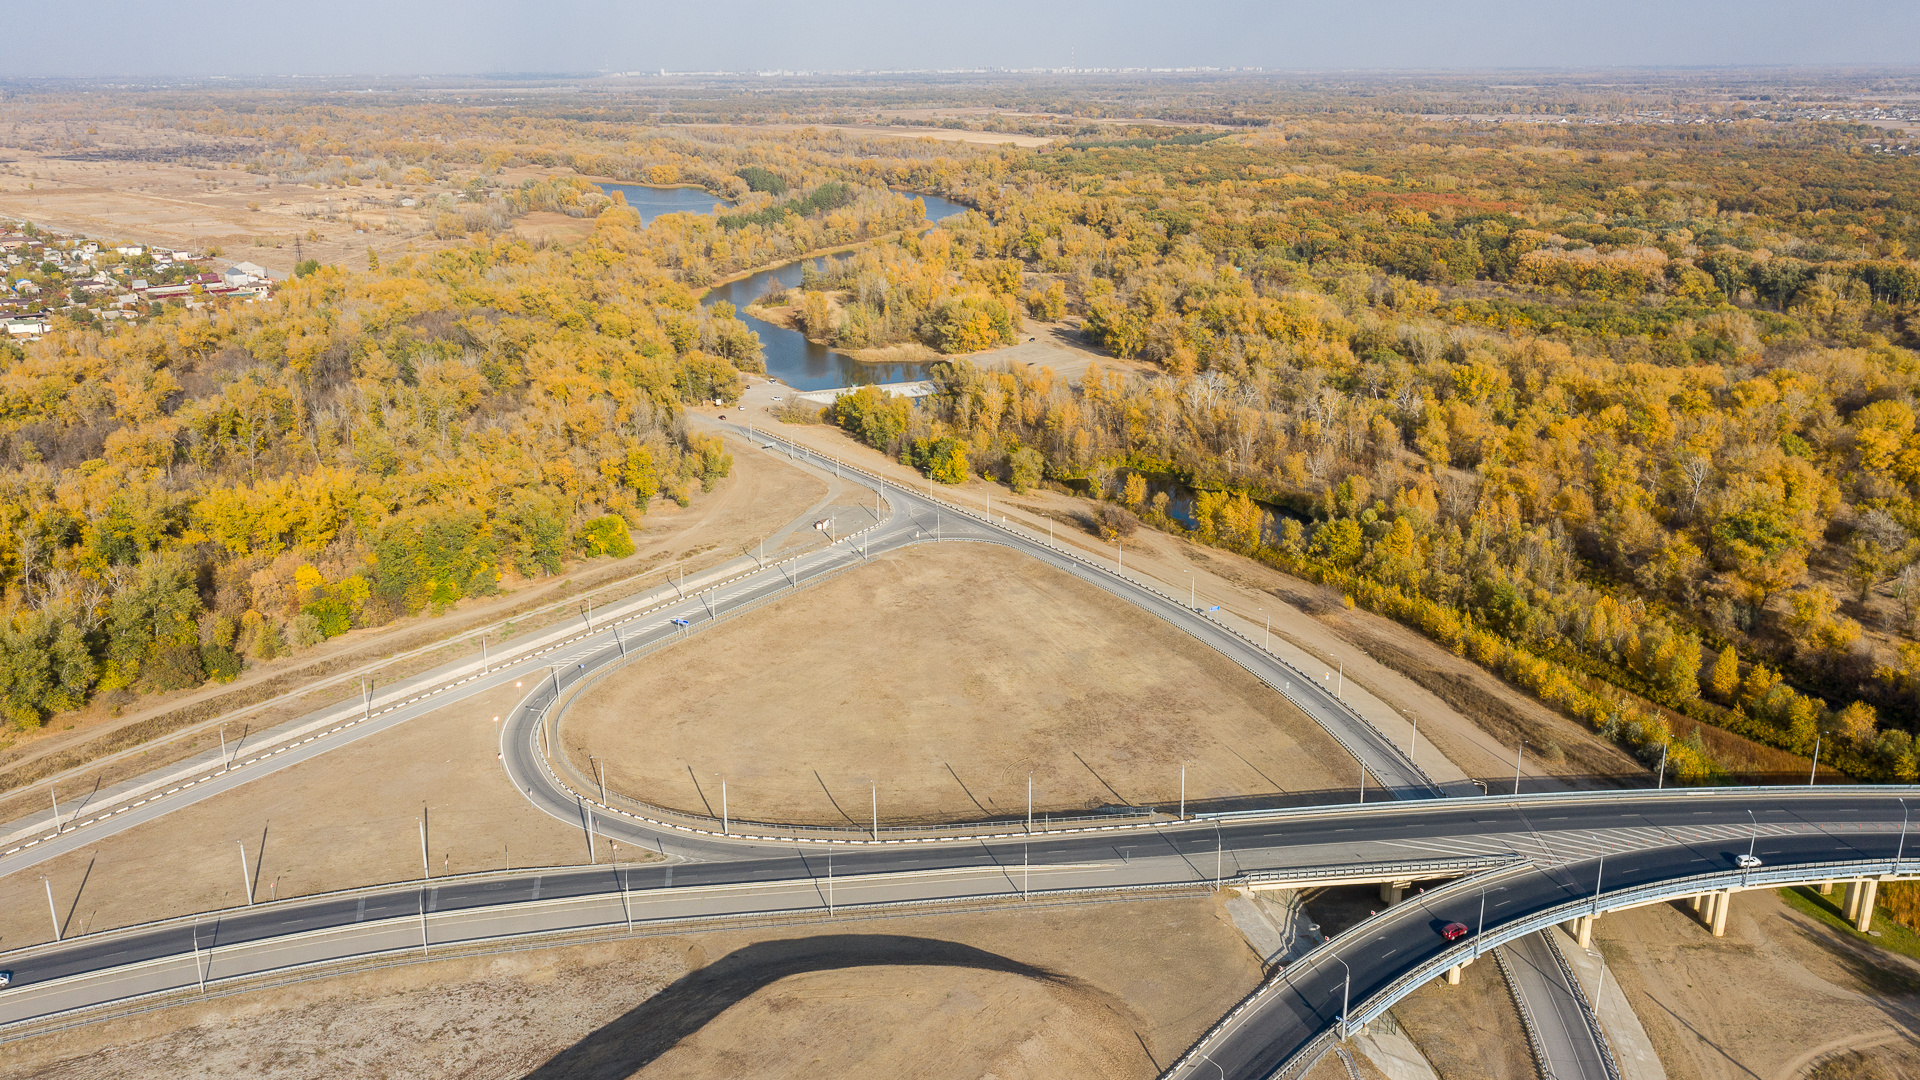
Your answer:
[4,72,1920,787]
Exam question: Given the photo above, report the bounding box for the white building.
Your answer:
[223,261,269,286]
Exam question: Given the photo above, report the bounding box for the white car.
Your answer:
[1736,854,1762,869]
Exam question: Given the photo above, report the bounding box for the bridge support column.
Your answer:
[1688,894,1702,912]
[1696,891,1718,932]
[1854,878,1880,933]
[1845,879,1867,922]
[1379,881,1408,906]
[1576,914,1595,949]
[1445,956,1474,985]
[1711,890,1732,937]
[1819,881,1834,896]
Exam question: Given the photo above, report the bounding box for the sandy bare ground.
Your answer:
[0,120,600,276]
[568,542,1354,826]
[1597,891,1920,1080]
[0,679,613,950]
[724,388,1643,792]
[0,431,831,833]
[1393,946,1535,1080]
[0,895,1260,1080]
[971,319,1164,383]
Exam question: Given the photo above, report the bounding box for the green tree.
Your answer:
[1008,447,1045,493]
[101,552,203,691]
[372,508,501,614]
[0,608,94,727]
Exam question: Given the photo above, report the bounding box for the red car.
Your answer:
[1441,922,1470,942]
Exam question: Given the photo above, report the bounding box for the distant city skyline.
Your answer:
[9,0,1920,78]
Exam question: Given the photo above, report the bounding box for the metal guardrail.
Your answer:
[1235,856,1516,888]
[1493,944,1554,1080]
[1541,928,1623,1080]
[1161,853,1920,1080]
[1194,782,1920,827]
[0,870,1215,1044]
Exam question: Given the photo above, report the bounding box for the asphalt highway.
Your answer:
[1502,930,1611,1080]
[0,426,1911,1079]
[496,423,1438,864]
[0,787,1912,1036]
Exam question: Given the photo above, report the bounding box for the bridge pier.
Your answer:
[1819,881,1834,896]
[1379,880,1409,906]
[1711,889,1731,937]
[1848,878,1879,932]
[1558,914,1596,947]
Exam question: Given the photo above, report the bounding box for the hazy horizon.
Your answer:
[10,0,1920,79]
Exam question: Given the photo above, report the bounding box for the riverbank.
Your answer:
[698,225,921,298]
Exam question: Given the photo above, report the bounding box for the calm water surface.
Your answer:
[596,183,731,226]
[701,192,970,391]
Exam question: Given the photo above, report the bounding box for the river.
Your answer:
[702,192,970,391]
[593,185,968,389]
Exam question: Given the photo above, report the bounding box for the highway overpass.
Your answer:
[0,425,1907,1080]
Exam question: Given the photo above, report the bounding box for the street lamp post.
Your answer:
[237,841,253,905]
[1810,734,1823,785]
[1026,772,1033,834]
[1657,739,1669,789]
[1214,822,1224,887]
[1898,798,1910,871]
[1514,740,1527,796]
[1476,887,1487,958]
[1180,762,1187,821]
[1335,955,1352,1040]
[43,877,60,942]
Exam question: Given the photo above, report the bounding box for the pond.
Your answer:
[595,183,732,226]
[699,192,970,391]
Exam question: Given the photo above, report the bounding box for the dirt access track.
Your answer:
[0,895,1261,1080]
[566,541,1356,827]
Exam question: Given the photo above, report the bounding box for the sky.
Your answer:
[8,0,1920,76]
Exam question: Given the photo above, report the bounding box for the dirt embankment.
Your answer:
[1598,890,1920,1080]
[0,896,1259,1080]
[566,542,1355,826]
